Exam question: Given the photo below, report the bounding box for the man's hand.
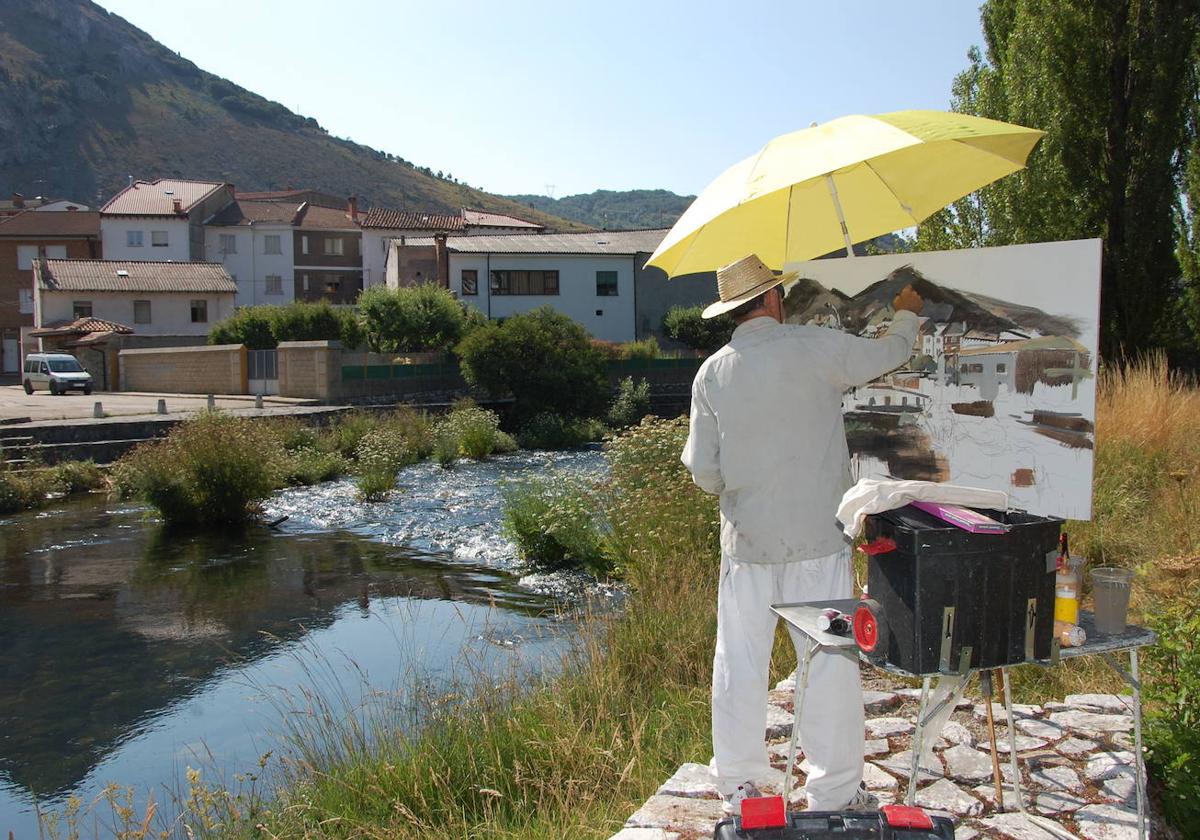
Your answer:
[892,285,923,314]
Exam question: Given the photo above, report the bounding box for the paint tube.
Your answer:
[817,608,851,636]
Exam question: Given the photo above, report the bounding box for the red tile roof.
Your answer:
[36,259,238,293]
[236,189,346,208]
[461,208,543,229]
[295,203,361,230]
[208,200,302,226]
[30,316,134,337]
[0,210,101,237]
[360,208,465,231]
[101,179,227,216]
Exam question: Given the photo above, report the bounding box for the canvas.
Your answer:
[783,239,1102,521]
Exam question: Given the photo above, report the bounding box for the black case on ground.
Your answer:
[712,811,955,839]
[863,505,1062,674]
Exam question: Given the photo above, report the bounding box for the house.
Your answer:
[203,200,299,306]
[387,229,697,344]
[360,207,544,290]
[291,201,363,304]
[33,259,237,343]
[0,193,90,217]
[0,210,101,374]
[101,179,235,262]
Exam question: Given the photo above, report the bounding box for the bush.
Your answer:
[280,447,348,486]
[607,377,651,429]
[501,475,608,576]
[359,284,473,353]
[266,417,321,452]
[353,428,419,500]
[114,412,283,526]
[663,305,734,353]
[0,468,54,513]
[209,301,363,349]
[516,412,608,450]
[619,337,661,360]
[456,307,610,421]
[323,412,381,458]
[435,402,513,460]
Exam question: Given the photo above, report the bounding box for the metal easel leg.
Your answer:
[1131,648,1148,840]
[785,641,817,807]
[906,676,932,806]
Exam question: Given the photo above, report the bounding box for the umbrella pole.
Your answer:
[824,175,857,258]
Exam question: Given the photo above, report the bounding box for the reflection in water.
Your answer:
[0,450,602,836]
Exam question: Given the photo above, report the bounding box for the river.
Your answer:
[0,449,605,837]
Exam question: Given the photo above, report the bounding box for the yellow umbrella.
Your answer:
[647,110,1044,277]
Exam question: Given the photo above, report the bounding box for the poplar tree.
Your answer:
[917,0,1200,359]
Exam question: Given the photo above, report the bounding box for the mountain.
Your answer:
[504,189,694,230]
[837,266,1022,334]
[0,0,585,228]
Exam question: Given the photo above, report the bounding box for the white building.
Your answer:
[203,200,297,306]
[33,259,237,339]
[101,179,234,262]
[386,230,668,344]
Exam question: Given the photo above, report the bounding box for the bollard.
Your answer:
[93,401,103,418]
[206,394,215,410]
[157,398,167,415]
[255,394,264,410]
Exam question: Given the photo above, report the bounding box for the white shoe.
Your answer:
[722,780,763,816]
[843,783,879,812]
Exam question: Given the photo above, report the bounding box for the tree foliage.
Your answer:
[456,307,610,420]
[208,301,363,349]
[358,284,477,353]
[662,305,734,353]
[917,0,1200,360]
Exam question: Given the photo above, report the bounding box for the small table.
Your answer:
[771,600,1156,840]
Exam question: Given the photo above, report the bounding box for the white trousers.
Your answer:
[711,546,865,810]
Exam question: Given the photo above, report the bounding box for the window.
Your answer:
[323,237,344,256]
[461,269,478,295]
[265,275,283,295]
[301,273,310,291]
[219,234,237,255]
[126,230,143,247]
[996,363,1007,373]
[489,269,559,295]
[190,299,208,323]
[134,300,151,324]
[151,230,169,247]
[18,289,33,314]
[301,235,309,255]
[73,300,93,318]
[17,245,37,269]
[324,274,341,293]
[596,270,618,296]
[264,235,282,255]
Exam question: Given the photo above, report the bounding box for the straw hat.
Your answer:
[701,254,799,319]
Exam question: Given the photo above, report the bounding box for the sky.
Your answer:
[94,1,988,199]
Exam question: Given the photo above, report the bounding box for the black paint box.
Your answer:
[862,504,1062,674]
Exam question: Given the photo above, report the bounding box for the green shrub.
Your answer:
[353,428,419,500]
[48,460,106,494]
[208,301,363,349]
[383,406,436,460]
[436,402,509,460]
[433,432,460,468]
[663,305,734,353]
[280,448,348,486]
[323,412,381,458]
[114,412,283,526]
[619,337,661,360]
[1143,587,1200,833]
[359,284,473,353]
[456,307,610,421]
[516,412,608,450]
[266,417,321,452]
[0,469,54,513]
[607,376,651,429]
[501,475,609,576]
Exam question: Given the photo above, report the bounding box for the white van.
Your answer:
[22,353,93,395]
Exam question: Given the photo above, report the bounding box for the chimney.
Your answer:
[172,198,183,214]
[434,232,449,289]
[11,192,24,209]
[347,195,359,222]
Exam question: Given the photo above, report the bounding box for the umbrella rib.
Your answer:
[861,162,921,227]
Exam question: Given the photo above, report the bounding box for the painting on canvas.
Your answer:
[783,238,1102,520]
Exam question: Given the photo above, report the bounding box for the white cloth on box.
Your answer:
[710,546,864,808]
[836,478,1009,539]
[681,310,919,564]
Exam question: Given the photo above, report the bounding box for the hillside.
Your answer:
[505,189,694,230]
[0,0,585,228]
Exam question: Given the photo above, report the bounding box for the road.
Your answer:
[0,386,317,423]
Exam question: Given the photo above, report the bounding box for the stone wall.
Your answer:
[277,340,342,400]
[119,344,247,394]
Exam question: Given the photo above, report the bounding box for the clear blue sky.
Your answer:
[95,1,987,198]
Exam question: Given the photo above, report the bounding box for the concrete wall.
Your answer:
[100,218,190,261]
[277,340,341,400]
[633,253,718,344]
[119,344,247,394]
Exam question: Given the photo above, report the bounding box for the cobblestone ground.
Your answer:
[610,673,1167,840]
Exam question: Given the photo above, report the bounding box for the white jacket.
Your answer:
[681,310,919,564]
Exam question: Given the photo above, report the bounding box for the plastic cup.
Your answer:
[1091,566,1134,635]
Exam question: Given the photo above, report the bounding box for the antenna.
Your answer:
[544,183,555,198]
